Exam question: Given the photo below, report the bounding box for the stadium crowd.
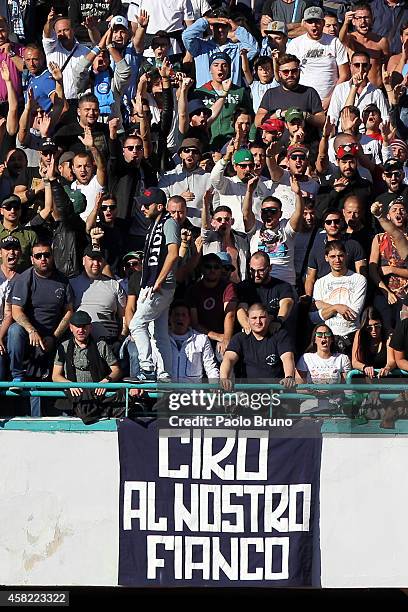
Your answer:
[1,0,408,420]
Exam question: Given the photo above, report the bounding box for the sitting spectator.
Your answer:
[352,306,396,378]
[310,240,367,355]
[296,323,351,413]
[159,138,212,227]
[220,302,296,390]
[70,245,127,346]
[342,195,374,257]
[8,240,74,413]
[186,253,237,360]
[52,310,125,424]
[182,11,258,87]
[166,300,219,382]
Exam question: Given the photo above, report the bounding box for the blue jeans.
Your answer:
[7,323,41,417]
[119,336,141,378]
[129,287,174,375]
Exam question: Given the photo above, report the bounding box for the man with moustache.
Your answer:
[376,159,408,211]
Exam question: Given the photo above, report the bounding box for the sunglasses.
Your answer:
[325,218,341,225]
[367,323,381,329]
[315,331,332,338]
[141,202,154,209]
[384,170,402,178]
[2,203,20,211]
[306,19,321,24]
[215,217,231,223]
[33,251,51,260]
[101,204,117,211]
[124,145,143,152]
[261,207,279,214]
[352,62,369,68]
[237,163,254,169]
[250,266,269,274]
[204,264,221,270]
[125,259,141,268]
[182,148,200,154]
[290,154,306,161]
[279,68,299,76]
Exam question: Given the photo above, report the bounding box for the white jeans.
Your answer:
[129,286,174,375]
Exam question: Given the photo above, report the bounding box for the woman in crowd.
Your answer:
[352,306,396,378]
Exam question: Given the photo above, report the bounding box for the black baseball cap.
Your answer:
[0,235,21,250]
[83,245,106,260]
[139,188,167,207]
[41,137,57,152]
[383,158,404,172]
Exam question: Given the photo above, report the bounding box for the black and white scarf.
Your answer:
[141,211,171,288]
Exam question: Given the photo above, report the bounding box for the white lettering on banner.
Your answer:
[124,429,313,582]
[146,536,290,580]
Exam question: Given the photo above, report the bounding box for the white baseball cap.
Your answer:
[110,15,129,29]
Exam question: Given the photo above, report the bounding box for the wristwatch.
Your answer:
[8,50,16,58]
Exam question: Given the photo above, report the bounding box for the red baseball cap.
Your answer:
[259,118,285,133]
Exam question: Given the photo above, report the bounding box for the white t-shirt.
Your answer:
[136,0,195,55]
[71,175,104,221]
[250,218,297,286]
[265,170,319,219]
[312,270,367,336]
[296,351,351,384]
[287,33,348,100]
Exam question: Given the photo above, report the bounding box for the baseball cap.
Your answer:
[383,158,404,172]
[110,15,129,29]
[285,107,304,123]
[287,144,309,157]
[209,52,231,68]
[138,187,167,207]
[58,151,75,164]
[83,245,106,260]
[177,138,203,155]
[122,251,143,262]
[1,195,21,209]
[362,103,381,116]
[41,137,57,152]
[216,252,236,271]
[188,99,212,118]
[265,21,288,35]
[0,235,21,250]
[233,149,254,164]
[259,118,285,132]
[303,6,324,20]
[70,310,92,327]
[335,142,358,159]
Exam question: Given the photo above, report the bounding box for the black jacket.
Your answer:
[316,172,372,221]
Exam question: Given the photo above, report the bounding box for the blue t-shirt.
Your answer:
[27,70,56,113]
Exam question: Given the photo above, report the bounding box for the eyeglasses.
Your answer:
[279,68,299,76]
[101,204,117,211]
[214,216,231,223]
[352,62,369,68]
[261,207,279,214]
[290,154,306,161]
[2,203,20,211]
[237,163,254,169]
[204,264,221,270]
[367,323,381,329]
[124,145,143,152]
[182,148,200,155]
[315,331,332,338]
[325,218,341,225]
[250,266,269,274]
[33,251,51,260]
[384,171,402,178]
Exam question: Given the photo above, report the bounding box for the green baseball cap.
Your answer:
[233,149,254,165]
[285,107,304,124]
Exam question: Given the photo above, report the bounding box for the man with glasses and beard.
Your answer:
[86,192,126,277]
[305,208,367,298]
[211,148,269,233]
[328,51,389,128]
[7,240,74,413]
[159,138,212,228]
[255,53,325,131]
[185,253,237,360]
[377,158,408,211]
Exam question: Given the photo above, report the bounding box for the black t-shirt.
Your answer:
[128,270,142,297]
[9,267,73,336]
[390,318,408,355]
[307,233,366,278]
[227,329,293,379]
[98,219,127,275]
[54,122,110,158]
[377,187,408,211]
[237,278,293,320]
[259,84,323,115]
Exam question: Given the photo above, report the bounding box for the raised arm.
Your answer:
[78,126,107,187]
[288,175,305,232]
[133,10,148,53]
[0,61,18,135]
[242,174,258,232]
[265,140,284,182]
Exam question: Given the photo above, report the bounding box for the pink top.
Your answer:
[0,43,24,101]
